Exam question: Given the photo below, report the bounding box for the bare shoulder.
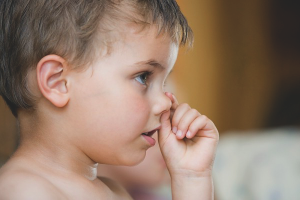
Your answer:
[0,167,66,200]
[98,176,133,200]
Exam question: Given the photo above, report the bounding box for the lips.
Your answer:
[141,129,157,137]
[141,126,161,146]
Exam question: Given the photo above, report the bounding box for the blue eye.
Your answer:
[135,72,152,86]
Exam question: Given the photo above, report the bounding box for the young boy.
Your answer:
[0,0,219,199]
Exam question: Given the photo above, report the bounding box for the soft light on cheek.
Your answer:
[127,94,150,113]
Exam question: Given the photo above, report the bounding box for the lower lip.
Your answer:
[142,135,156,146]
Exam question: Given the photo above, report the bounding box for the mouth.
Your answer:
[141,126,161,137]
[141,130,157,137]
[141,126,161,146]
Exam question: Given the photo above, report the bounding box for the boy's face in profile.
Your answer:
[67,26,179,166]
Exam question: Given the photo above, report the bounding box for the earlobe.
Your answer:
[37,55,70,108]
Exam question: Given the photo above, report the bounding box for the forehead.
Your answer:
[109,26,179,70]
[86,25,179,79]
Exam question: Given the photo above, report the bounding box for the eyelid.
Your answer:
[135,71,153,80]
[134,71,153,86]
[135,70,153,76]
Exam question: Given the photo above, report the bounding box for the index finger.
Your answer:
[165,92,179,110]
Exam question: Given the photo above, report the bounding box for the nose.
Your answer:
[152,92,172,116]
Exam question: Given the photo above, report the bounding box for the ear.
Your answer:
[36,55,70,108]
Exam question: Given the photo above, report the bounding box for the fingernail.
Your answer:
[176,130,182,137]
[187,131,191,138]
[172,127,177,133]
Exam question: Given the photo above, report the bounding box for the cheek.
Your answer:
[116,92,150,127]
[94,91,150,131]
[113,88,150,114]
[71,83,151,139]
[126,95,149,113]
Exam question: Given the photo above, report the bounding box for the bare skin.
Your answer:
[160,93,218,200]
[0,156,131,199]
[0,26,218,199]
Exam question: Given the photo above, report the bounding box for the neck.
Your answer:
[15,111,98,181]
[15,137,99,181]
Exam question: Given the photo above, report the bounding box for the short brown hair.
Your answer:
[0,0,193,117]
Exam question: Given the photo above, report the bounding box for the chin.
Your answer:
[119,152,146,166]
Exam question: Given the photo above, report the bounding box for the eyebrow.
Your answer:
[134,59,165,70]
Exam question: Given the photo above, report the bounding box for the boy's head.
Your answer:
[0,0,193,117]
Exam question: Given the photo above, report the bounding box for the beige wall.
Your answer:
[175,0,223,129]
[0,98,17,160]
[175,0,279,133]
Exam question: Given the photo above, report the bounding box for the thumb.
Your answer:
[158,110,172,143]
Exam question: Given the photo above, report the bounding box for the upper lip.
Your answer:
[149,125,161,133]
[142,125,161,136]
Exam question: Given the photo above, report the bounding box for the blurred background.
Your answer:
[175,0,300,131]
[1,0,300,199]
[174,1,300,200]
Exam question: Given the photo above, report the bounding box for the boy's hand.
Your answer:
[158,92,219,178]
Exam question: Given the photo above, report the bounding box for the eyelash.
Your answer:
[135,71,153,86]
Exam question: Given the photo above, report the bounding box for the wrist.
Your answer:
[170,171,214,200]
[171,170,213,187]
[169,167,213,179]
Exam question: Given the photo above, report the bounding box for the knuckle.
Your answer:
[178,121,188,130]
[189,125,198,134]
[200,115,209,121]
[179,103,190,110]
[172,115,179,125]
[190,108,199,116]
